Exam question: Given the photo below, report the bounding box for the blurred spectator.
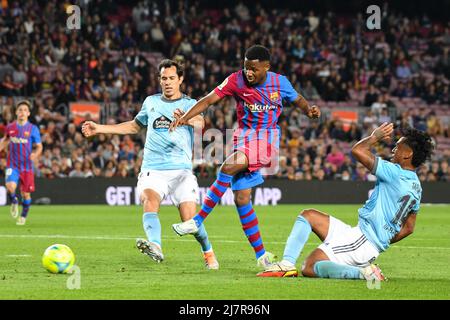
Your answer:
[364,85,379,107]
[326,145,345,168]
[0,0,447,183]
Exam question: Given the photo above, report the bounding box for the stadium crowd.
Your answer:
[0,0,449,182]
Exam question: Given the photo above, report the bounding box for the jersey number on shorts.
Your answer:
[392,195,416,225]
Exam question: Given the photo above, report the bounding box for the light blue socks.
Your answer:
[282,215,312,265]
[194,224,212,252]
[143,212,161,246]
[313,261,364,279]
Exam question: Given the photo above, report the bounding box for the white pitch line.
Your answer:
[5,254,32,257]
[0,234,449,250]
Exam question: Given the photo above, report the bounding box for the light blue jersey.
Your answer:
[358,157,422,252]
[134,94,196,171]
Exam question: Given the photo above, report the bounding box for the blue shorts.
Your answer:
[5,167,20,184]
[230,171,264,191]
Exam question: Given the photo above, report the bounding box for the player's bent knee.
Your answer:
[300,209,318,221]
[234,194,250,207]
[21,192,31,200]
[6,184,16,194]
[221,164,245,176]
[141,195,160,212]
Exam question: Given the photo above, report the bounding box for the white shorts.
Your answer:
[136,169,199,207]
[318,216,380,268]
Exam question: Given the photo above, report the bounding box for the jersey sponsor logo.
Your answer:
[270,92,279,101]
[10,137,28,144]
[152,116,172,131]
[244,102,278,113]
[217,77,229,90]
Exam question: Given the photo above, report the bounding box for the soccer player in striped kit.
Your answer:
[0,100,42,225]
[171,45,320,268]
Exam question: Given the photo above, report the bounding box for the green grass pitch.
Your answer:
[0,204,449,300]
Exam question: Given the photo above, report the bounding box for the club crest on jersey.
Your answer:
[24,131,30,137]
[244,102,277,113]
[153,116,172,131]
[270,92,279,102]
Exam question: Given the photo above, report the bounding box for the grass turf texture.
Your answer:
[0,204,449,300]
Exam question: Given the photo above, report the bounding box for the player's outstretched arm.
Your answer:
[293,94,320,119]
[170,91,221,131]
[81,120,141,138]
[351,122,394,172]
[390,212,417,244]
[173,109,205,129]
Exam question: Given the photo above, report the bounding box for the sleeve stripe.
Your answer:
[134,118,146,128]
[213,87,226,98]
[371,156,379,175]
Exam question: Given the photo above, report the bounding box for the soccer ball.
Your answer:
[42,244,75,274]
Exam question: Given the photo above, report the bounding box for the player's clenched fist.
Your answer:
[307,105,321,119]
[81,121,98,138]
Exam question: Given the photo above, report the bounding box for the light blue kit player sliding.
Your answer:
[258,123,434,281]
[82,59,219,269]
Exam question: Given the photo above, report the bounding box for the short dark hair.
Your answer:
[402,127,434,168]
[158,59,184,78]
[245,45,271,62]
[15,100,32,112]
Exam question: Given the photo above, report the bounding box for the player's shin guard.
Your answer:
[194,224,212,252]
[282,215,312,265]
[143,212,161,246]
[313,261,364,279]
[237,202,266,259]
[194,172,232,226]
[21,198,32,218]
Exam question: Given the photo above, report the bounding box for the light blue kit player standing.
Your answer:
[258,123,434,281]
[82,59,219,269]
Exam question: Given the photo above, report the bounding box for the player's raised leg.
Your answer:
[136,188,164,262]
[172,151,248,236]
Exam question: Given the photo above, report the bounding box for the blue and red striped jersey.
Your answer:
[213,70,299,131]
[5,121,41,171]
